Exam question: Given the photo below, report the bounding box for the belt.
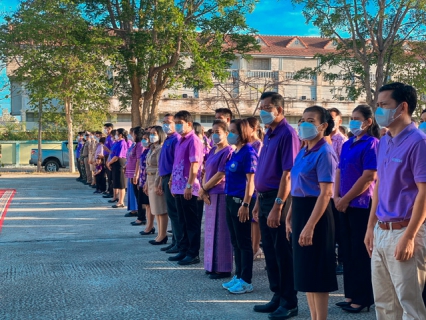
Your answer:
[257,190,278,199]
[378,220,410,230]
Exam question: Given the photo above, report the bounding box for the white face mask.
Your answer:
[150,134,159,143]
[114,135,119,140]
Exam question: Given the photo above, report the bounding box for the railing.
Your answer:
[246,70,278,79]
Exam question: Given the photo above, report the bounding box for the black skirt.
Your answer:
[291,196,338,293]
[112,158,126,189]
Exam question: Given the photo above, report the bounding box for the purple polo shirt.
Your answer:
[158,132,181,177]
[255,118,300,193]
[171,130,204,196]
[111,139,128,158]
[339,135,379,208]
[331,131,348,160]
[291,139,338,197]
[75,141,84,158]
[104,135,113,157]
[376,123,426,222]
[204,146,233,194]
[125,142,143,178]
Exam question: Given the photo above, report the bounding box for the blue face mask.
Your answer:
[211,133,222,144]
[141,139,149,147]
[298,122,320,141]
[419,122,426,134]
[349,120,364,136]
[260,109,276,125]
[162,123,172,134]
[227,132,239,145]
[375,105,401,127]
[175,124,184,134]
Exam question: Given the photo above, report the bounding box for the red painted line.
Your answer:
[0,189,16,233]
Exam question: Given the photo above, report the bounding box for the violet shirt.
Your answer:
[204,146,233,194]
[255,118,300,193]
[225,144,258,198]
[104,135,113,157]
[138,149,150,188]
[376,123,426,222]
[291,139,338,197]
[75,141,84,159]
[171,130,204,196]
[111,139,128,158]
[158,132,181,177]
[331,131,348,161]
[339,135,379,208]
[125,142,143,178]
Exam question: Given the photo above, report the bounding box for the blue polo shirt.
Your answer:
[225,144,258,198]
[291,139,337,197]
[339,134,379,208]
[158,132,181,177]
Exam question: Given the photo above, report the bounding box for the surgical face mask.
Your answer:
[175,123,185,134]
[419,122,426,134]
[349,120,365,136]
[150,134,159,143]
[227,132,239,145]
[163,123,173,134]
[90,135,94,140]
[375,104,401,127]
[141,139,149,147]
[298,122,320,141]
[260,109,276,125]
[211,133,223,144]
[127,135,133,142]
[103,129,108,134]
[115,135,119,140]
[95,137,100,142]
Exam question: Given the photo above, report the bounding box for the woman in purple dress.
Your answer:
[199,120,233,279]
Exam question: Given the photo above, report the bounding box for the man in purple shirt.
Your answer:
[102,123,114,198]
[252,92,300,319]
[168,110,204,265]
[215,108,233,126]
[75,132,85,181]
[365,83,426,319]
[158,114,181,254]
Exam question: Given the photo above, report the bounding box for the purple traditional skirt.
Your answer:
[204,193,233,272]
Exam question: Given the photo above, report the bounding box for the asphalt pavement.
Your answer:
[0,174,377,320]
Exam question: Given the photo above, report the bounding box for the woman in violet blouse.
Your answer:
[334,105,380,313]
[288,106,338,320]
[127,127,144,222]
[125,128,138,215]
[198,120,233,279]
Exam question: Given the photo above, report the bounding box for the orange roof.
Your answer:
[248,35,336,57]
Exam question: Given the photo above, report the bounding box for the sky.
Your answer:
[0,0,319,114]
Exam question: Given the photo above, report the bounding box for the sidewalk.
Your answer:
[0,174,376,320]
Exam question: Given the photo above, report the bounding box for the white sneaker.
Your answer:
[222,275,239,290]
[228,279,253,294]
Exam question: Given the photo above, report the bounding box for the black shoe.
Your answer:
[124,212,138,217]
[336,301,351,308]
[168,252,186,261]
[209,272,231,279]
[336,263,344,275]
[140,228,155,235]
[93,190,102,194]
[108,199,118,203]
[254,300,280,313]
[91,185,97,188]
[103,194,113,198]
[161,244,174,251]
[268,306,298,319]
[130,221,145,226]
[342,304,371,313]
[76,178,82,181]
[205,270,213,275]
[149,236,168,245]
[177,256,200,265]
[165,246,180,254]
[112,204,125,208]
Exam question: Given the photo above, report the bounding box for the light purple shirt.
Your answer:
[339,135,379,208]
[331,131,348,161]
[254,118,300,193]
[125,142,143,178]
[158,132,181,177]
[376,123,426,222]
[111,139,128,159]
[171,130,204,196]
[104,135,113,157]
[204,146,233,194]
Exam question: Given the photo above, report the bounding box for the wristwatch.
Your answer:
[275,197,284,205]
[186,183,192,189]
[242,202,249,208]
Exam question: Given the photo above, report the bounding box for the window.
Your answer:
[200,115,216,123]
[26,112,38,122]
[294,39,300,45]
[247,58,271,70]
[117,114,131,122]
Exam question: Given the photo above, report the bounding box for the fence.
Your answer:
[0,141,63,166]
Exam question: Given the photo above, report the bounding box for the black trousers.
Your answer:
[95,172,106,192]
[175,194,202,257]
[76,158,82,178]
[331,199,343,264]
[132,183,146,222]
[339,206,373,305]
[80,157,87,181]
[105,167,113,195]
[161,174,181,247]
[258,191,298,309]
[225,195,254,284]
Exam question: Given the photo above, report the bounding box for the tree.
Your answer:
[0,0,118,172]
[83,0,259,126]
[292,0,426,107]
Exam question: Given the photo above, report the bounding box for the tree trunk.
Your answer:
[147,89,165,126]
[130,71,142,127]
[65,98,75,173]
[141,97,151,127]
[37,100,42,173]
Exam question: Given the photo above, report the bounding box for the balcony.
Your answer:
[246,70,278,79]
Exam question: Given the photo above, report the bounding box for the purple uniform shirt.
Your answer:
[331,131,348,161]
[138,149,150,188]
[291,139,338,197]
[339,135,379,208]
[376,123,426,222]
[125,142,143,178]
[111,139,128,158]
[104,135,113,157]
[75,141,84,158]
[204,146,233,195]
[171,130,204,196]
[254,118,300,193]
[158,132,181,177]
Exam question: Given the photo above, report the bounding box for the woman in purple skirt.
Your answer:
[199,120,234,279]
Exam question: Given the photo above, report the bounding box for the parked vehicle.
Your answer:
[29,141,77,172]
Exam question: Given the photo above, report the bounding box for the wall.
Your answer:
[0,141,62,165]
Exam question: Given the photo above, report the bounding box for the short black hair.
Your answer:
[174,110,193,123]
[328,108,342,117]
[379,82,417,115]
[214,108,233,120]
[260,92,284,108]
[164,113,173,118]
[104,122,114,128]
[304,105,334,136]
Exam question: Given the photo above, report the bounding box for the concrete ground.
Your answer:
[0,174,376,320]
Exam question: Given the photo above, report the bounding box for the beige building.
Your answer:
[9,35,366,129]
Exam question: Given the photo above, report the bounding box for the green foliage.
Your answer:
[0,122,68,141]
